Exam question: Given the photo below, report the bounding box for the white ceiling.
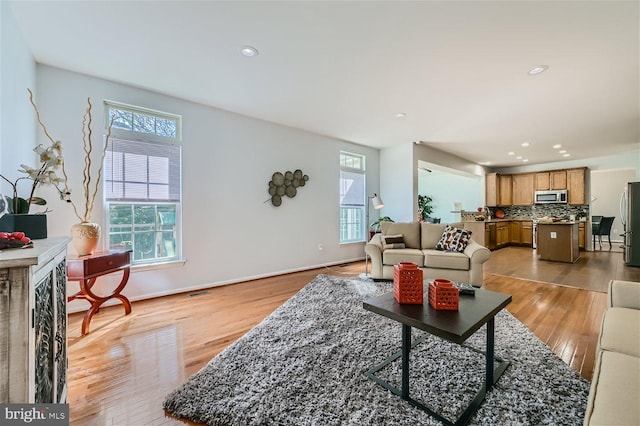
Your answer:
[8,1,640,167]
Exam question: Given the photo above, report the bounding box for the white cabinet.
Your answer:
[0,237,69,403]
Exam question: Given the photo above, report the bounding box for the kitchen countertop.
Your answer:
[463,219,587,224]
[536,221,580,225]
[463,218,533,223]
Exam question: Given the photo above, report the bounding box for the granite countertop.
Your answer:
[463,218,587,224]
[463,218,534,223]
[536,221,580,225]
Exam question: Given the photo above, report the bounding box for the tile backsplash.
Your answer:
[461,205,590,221]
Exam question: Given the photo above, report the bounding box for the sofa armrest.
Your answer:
[463,239,491,265]
[364,234,384,278]
[608,280,640,310]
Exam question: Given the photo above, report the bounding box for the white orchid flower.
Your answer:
[18,164,41,179]
[34,144,46,155]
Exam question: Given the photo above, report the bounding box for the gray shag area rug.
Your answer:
[164,275,590,425]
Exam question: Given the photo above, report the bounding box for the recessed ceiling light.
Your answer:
[516,156,523,160]
[508,151,515,156]
[553,144,562,149]
[479,161,491,166]
[395,113,407,118]
[563,153,571,157]
[521,142,530,147]
[522,159,529,163]
[559,150,567,154]
[240,46,259,57]
[528,65,549,75]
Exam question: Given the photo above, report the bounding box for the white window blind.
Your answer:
[105,138,181,202]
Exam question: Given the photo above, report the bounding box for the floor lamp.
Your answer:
[360,193,384,280]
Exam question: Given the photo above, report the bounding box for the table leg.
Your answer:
[401,324,411,399]
[76,268,132,335]
[486,318,494,390]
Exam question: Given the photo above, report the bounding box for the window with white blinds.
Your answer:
[105,138,181,202]
[104,101,182,265]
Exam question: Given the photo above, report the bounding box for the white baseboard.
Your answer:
[67,256,365,314]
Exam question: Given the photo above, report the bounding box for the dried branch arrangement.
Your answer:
[28,88,113,223]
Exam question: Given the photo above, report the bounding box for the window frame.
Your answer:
[104,100,181,143]
[103,101,183,266]
[339,151,367,244]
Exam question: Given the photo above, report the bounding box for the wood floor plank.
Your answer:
[67,253,619,425]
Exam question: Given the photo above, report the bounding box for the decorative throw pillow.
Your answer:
[435,226,472,253]
[382,234,405,249]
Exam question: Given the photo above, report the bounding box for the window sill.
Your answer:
[340,241,366,246]
[131,258,187,273]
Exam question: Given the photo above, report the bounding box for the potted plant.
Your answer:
[418,194,434,221]
[370,216,394,233]
[0,101,68,239]
[25,89,114,254]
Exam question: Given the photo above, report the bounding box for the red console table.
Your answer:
[67,250,133,335]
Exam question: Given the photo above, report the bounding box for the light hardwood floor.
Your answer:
[66,249,632,425]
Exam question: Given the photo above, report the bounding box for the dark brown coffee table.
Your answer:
[363,287,512,426]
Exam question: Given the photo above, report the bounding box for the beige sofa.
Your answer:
[364,221,491,287]
[584,279,640,425]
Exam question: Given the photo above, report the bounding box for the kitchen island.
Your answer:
[537,222,580,263]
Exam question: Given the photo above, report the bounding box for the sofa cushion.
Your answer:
[435,225,473,252]
[585,350,640,426]
[420,222,447,249]
[423,249,470,271]
[599,307,640,357]
[383,248,424,267]
[609,280,640,310]
[382,234,405,249]
[381,222,421,249]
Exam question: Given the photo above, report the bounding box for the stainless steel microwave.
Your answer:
[535,189,568,204]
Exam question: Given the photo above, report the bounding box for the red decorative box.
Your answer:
[428,278,459,311]
[393,262,423,304]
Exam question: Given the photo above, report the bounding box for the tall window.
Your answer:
[104,101,182,264]
[339,151,366,243]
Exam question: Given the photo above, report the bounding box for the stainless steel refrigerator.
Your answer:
[620,182,640,267]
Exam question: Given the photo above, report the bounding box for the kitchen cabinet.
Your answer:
[567,168,586,205]
[507,221,534,247]
[491,167,586,208]
[485,173,498,207]
[496,222,510,247]
[478,220,533,249]
[535,171,568,190]
[485,222,497,250]
[512,173,535,205]
[485,173,512,207]
[510,221,521,244]
[578,222,585,250]
[535,173,550,190]
[498,175,512,206]
[0,237,69,403]
[551,171,567,189]
[537,223,580,263]
[521,222,533,246]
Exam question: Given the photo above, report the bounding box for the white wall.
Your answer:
[591,168,636,242]
[380,142,488,224]
[418,169,484,223]
[0,2,37,196]
[379,143,414,222]
[31,66,379,312]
